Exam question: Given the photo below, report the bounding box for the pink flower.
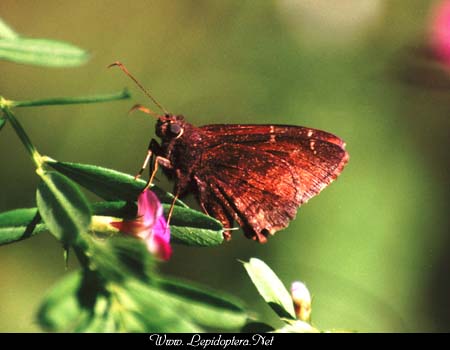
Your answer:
[430,0,450,66]
[111,190,172,261]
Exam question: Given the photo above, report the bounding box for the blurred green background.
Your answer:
[0,0,449,332]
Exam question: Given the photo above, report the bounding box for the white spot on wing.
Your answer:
[310,140,317,154]
[307,130,313,137]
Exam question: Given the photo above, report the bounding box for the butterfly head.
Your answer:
[156,114,186,140]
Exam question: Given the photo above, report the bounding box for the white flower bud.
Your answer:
[291,281,312,322]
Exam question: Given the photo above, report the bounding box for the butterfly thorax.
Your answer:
[155,114,204,190]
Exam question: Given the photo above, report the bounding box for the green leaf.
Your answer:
[0,116,5,131]
[163,204,223,246]
[0,202,133,246]
[37,271,83,331]
[122,276,248,331]
[46,160,187,207]
[155,276,247,330]
[242,258,296,320]
[91,201,138,219]
[37,270,104,332]
[0,37,89,67]
[122,279,203,332]
[0,18,18,39]
[36,171,91,245]
[0,207,46,245]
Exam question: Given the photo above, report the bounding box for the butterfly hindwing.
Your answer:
[190,125,348,242]
[195,143,301,242]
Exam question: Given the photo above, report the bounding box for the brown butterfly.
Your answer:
[110,62,349,243]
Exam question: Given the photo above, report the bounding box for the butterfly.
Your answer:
[110,62,349,243]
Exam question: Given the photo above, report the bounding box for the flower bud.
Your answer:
[291,281,312,322]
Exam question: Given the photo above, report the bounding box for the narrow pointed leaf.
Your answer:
[163,204,223,246]
[46,160,187,207]
[0,18,18,39]
[91,201,138,219]
[163,204,222,232]
[0,207,46,245]
[36,171,91,245]
[11,89,130,108]
[123,279,204,332]
[0,117,6,131]
[243,258,296,320]
[0,38,89,67]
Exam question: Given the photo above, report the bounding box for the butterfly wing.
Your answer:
[193,125,349,242]
[201,124,346,147]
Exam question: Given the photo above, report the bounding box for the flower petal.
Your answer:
[137,189,161,227]
[153,215,170,243]
[430,0,450,65]
[109,189,172,260]
[147,232,172,261]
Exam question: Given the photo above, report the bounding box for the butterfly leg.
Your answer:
[143,155,172,191]
[165,190,180,230]
[163,168,192,233]
[134,139,160,180]
[134,150,152,180]
[142,156,172,191]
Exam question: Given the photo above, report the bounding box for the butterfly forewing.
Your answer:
[201,124,346,148]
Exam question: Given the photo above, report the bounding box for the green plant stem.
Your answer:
[72,235,92,270]
[2,107,42,168]
[10,89,131,108]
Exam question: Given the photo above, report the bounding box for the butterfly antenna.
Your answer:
[108,61,169,115]
[128,104,159,118]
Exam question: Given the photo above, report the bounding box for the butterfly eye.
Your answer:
[170,123,182,136]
